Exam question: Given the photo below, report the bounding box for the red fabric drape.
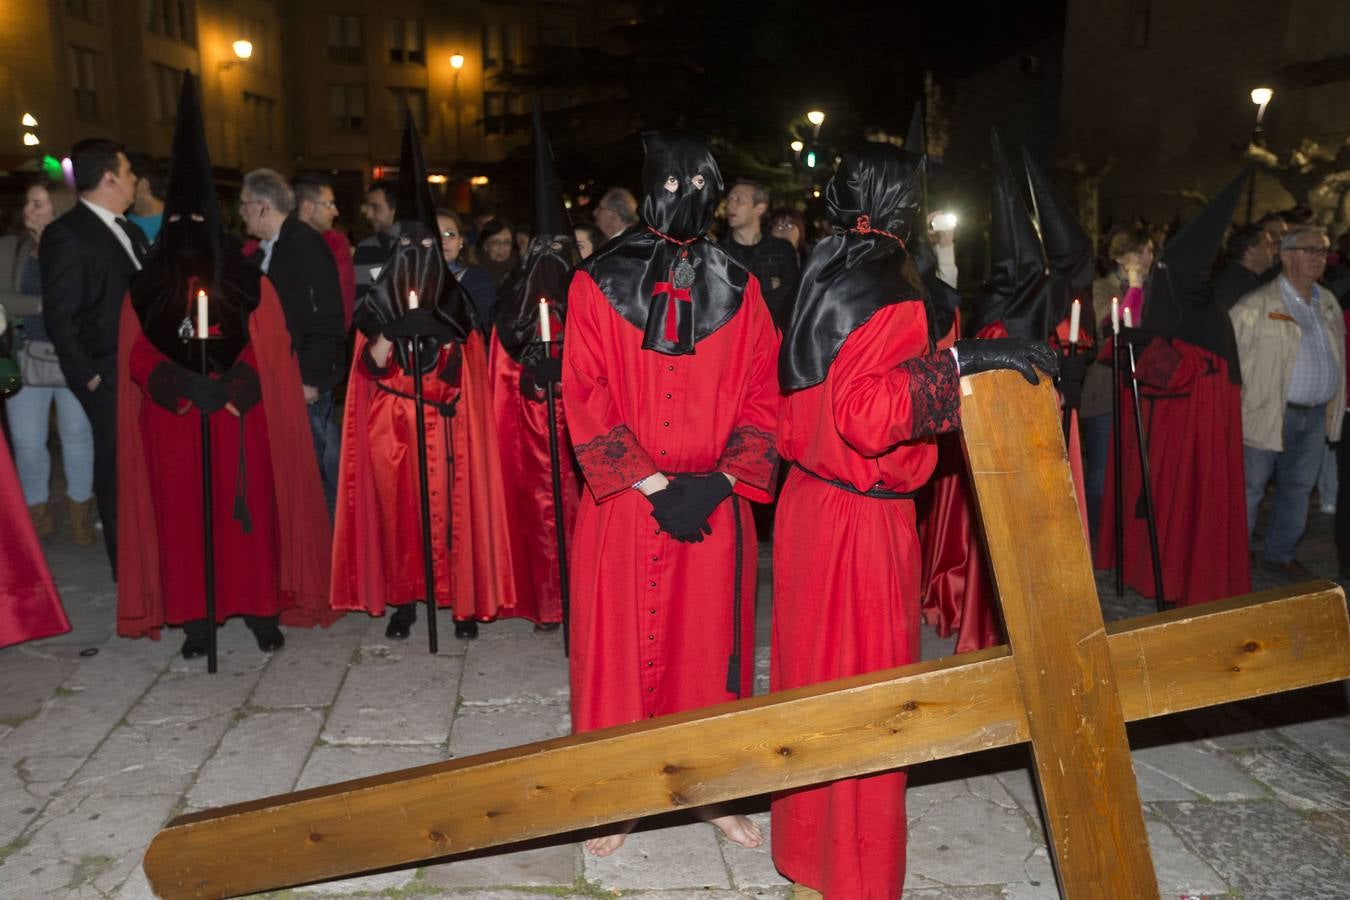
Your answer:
[0,426,70,648]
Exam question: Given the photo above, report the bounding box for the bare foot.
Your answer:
[705,813,763,849]
[583,819,635,857]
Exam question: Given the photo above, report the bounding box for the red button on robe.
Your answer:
[488,326,580,626]
[331,332,514,621]
[772,300,961,900]
[561,270,779,733]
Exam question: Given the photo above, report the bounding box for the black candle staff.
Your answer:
[1122,311,1167,612]
[404,300,440,655]
[1111,298,1124,601]
[194,293,219,674]
[536,300,571,656]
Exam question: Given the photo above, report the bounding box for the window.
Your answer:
[329,84,366,131]
[150,64,184,123]
[147,0,196,44]
[65,0,101,22]
[388,88,427,130]
[481,24,514,68]
[243,93,277,149]
[483,91,520,135]
[327,15,363,64]
[69,46,102,122]
[388,18,424,65]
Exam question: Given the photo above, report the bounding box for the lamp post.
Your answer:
[450,53,465,160]
[219,40,253,170]
[1246,86,1273,222]
[806,109,825,140]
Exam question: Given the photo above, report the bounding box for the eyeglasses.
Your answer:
[772,221,797,231]
[238,199,262,211]
[314,199,337,210]
[1287,246,1329,257]
[441,230,460,239]
[484,237,513,248]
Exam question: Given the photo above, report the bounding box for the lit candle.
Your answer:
[1068,298,1081,348]
[1123,307,1133,329]
[538,298,552,343]
[1110,296,1119,335]
[196,289,209,339]
[407,289,419,311]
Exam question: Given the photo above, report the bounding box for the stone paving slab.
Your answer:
[447,701,570,758]
[1144,816,1228,898]
[185,708,325,809]
[296,743,448,791]
[722,811,791,889]
[907,781,1049,889]
[584,819,734,891]
[1132,741,1268,802]
[458,620,568,706]
[250,614,368,709]
[320,639,463,746]
[422,838,577,888]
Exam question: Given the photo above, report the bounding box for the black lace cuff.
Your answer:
[716,425,779,495]
[574,424,654,502]
[899,351,961,438]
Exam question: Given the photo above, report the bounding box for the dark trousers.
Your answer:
[184,615,278,637]
[1080,412,1112,549]
[307,390,340,519]
[75,380,117,574]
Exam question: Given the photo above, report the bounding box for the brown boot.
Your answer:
[68,497,98,547]
[28,502,54,540]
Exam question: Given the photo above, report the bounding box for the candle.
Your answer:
[538,298,552,343]
[196,289,209,339]
[1110,296,1120,335]
[407,289,419,311]
[1068,298,1081,348]
[1123,307,1133,329]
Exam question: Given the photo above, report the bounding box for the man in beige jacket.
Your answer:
[1229,225,1341,577]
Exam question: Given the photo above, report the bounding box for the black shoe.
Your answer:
[533,621,561,633]
[181,635,208,659]
[251,624,285,653]
[385,603,417,640]
[454,619,479,640]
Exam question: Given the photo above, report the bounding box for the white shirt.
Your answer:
[257,236,278,274]
[80,198,141,270]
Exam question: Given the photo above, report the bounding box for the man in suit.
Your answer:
[239,168,346,515]
[41,138,147,572]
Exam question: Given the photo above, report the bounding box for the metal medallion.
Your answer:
[177,316,195,341]
[672,258,696,290]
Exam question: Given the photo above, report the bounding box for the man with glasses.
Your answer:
[1230,226,1342,578]
[592,186,637,241]
[294,173,355,330]
[353,180,398,306]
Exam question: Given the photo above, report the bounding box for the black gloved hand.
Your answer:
[182,373,229,414]
[1118,325,1156,349]
[646,482,707,544]
[382,308,453,340]
[1057,352,1087,410]
[652,473,733,542]
[954,338,1059,385]
[224,362,262,414]
[146,362,192,411]
[532,356,563,385]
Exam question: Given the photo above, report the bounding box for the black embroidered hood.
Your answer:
[780,142,927,391]
[1023,148,1094,337]
[579,133,746,355]
[496,102,579,364]
[132,70,257,371]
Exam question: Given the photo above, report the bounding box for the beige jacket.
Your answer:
[1229,277,1345,452]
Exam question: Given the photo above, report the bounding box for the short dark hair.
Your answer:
[70,138,126,193]
[1225,224,1266,263]
[476,218,514,252]
[730,179,769,209]
[367,180,396,204]
[435,208,464,232]
[292,172,333,206]
[126,152,166,200]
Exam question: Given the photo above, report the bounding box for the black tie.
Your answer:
[115,216,150,264]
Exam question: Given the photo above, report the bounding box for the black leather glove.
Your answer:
[382,308,454,340]
[646,482,707,543]
[146,362,192,412]
[954,338,1059,385]
[224,362,262,414]
[532,357,563,385]
[1057,352,1087,410]
[652,473,733,542]
[182,374,229,414]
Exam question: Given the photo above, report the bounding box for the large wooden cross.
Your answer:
[145,370,1350,899]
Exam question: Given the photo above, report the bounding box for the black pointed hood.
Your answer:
[579,132,747,356]
[969,130,1051,340]
[780,142,927,391]
[1142,167,1250,383]
[1024,149,1093,341]
[496,104,580,365]
[393,111,440,238]
[131,70,257,370]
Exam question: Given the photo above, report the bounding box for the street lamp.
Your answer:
[1246,86,1274,222]
[806,109,825,140]
[232,40,253,61]
[21,113,37,127]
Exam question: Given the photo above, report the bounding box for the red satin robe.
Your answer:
[115,283,336,638]
[0,427,69,648]
[772,300,961,900]
[331,332,515,620]
[488,329,580,625]
[561,271,779,733]
[1096,339,1250,605]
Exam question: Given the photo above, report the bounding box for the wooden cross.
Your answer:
[144,370,1350,899]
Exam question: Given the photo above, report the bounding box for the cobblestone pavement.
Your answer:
[1,507,1347,899]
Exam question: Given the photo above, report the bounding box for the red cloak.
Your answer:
[561,271,779,732]
[1095,339,1250,605]
[0,426,70,648]
[330,331,514,619]
[488,333,580,625]
[115,281,337,639]
[772,300,961,900]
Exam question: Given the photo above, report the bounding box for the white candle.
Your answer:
[538,298,552,343]
[1123,307,1133,329]
[196,289,209,339]
[1111,296,1120,335]
[407,289,419,311]
[1068,298,1081,348]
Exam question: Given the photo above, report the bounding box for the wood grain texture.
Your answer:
[143,370,1350,900]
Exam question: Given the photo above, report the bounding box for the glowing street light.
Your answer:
[21,113,37,127]
[790,139,803,154]
[450,53,465,70]
[232,40,253,60]
[22,133,39,146]
[806,110,825,126]
[1246,86,1275,222]
[1250,86,1273,111]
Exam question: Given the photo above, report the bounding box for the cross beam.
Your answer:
[144,371,1350,899]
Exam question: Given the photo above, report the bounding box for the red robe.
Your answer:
[1095,339,1250,604]
[772,301,961,900]
[561,271,779,732]
[0,426,70,648]
[115,282,337,638]
[331,332,514,620]
[488,332,580,625]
